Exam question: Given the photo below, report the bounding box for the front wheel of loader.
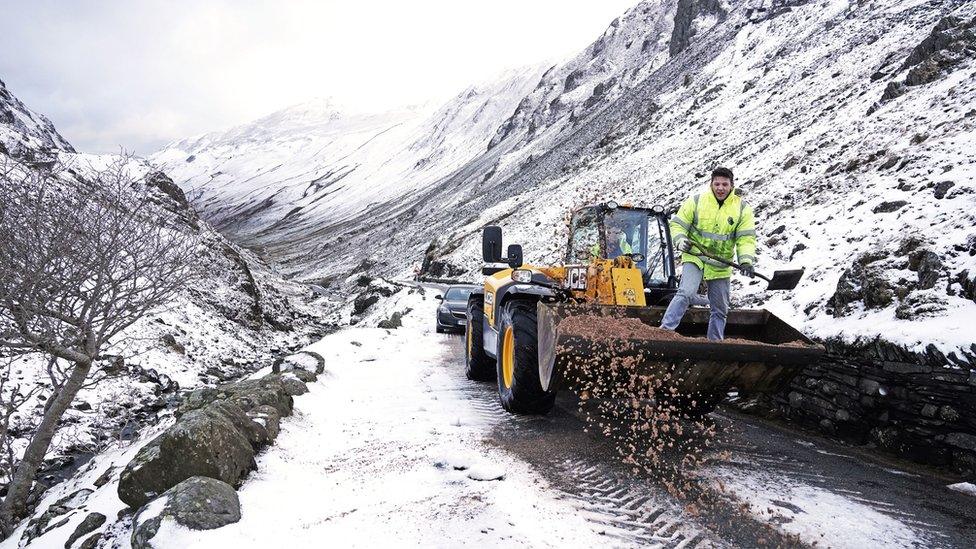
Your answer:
[496,300,555,415]
[465,298,494,381]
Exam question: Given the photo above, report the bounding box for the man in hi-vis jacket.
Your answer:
[660,167,757,340]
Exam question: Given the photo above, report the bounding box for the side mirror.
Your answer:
[507,244,523,268]
[482,226,503,263]
[434,295,443,301]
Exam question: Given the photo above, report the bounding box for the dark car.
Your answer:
[435,285,477,333]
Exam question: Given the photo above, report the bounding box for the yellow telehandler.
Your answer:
[464,202,823,415]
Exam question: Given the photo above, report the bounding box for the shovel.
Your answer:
[688,242,804,291]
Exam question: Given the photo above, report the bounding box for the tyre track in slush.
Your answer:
[434,332,802,549]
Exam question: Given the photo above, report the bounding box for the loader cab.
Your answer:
[566,203,678,304]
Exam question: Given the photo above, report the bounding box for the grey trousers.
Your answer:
[660,263,730,341]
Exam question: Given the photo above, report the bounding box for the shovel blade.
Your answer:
[765,269,804,291]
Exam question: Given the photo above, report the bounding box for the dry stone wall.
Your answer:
[739,338,976,477]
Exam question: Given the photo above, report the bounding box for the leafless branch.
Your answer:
[0,153,203,531]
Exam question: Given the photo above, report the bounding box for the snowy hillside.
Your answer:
[151,65,547,271]
[156,0,976,354]
[0,81,329,483]
[0,79,74,157]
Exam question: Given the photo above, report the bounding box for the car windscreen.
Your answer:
[444,287,472,301]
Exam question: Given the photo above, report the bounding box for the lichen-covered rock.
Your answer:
[131,477,241,549]
[222,376,294,417]
[280,374,309,396]
[206,399,271,449]
[118,403,256,508]
[289,368,317,383]
[247,405,281,441]
[178,375,294,418]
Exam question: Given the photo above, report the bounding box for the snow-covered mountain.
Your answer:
[0,78,74,156]
[155,0,976,354]
[0,79,328,475]
[151,65,548,271]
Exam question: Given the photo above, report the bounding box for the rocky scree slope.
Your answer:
[0,78,329,509]
[156,0,976,355]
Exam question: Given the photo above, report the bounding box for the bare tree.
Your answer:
[0,155,200,534]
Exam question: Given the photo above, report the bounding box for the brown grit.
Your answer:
[558,315,810,347]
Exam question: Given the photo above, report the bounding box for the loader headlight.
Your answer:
[512,269,533,283]
[606,201,619,210]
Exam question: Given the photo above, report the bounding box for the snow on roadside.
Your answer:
[948,482,976,497]
[153,288,606,547]
[704,465,924,549]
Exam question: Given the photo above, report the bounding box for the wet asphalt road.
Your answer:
[434,331,976,548]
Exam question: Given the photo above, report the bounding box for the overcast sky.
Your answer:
[0,0,637,154]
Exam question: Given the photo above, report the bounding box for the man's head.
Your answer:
[710,167,734,201]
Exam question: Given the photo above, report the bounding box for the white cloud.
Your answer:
[0,0,639,153]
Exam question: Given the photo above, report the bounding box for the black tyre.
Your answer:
[496,299,555,415]
[465,298,494,381]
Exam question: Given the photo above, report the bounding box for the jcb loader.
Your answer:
[464,202,824,415]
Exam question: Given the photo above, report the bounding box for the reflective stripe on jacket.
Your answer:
[669,189,757,280]
[617,233,633,255]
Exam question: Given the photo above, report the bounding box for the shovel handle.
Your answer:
[686,241,770,283]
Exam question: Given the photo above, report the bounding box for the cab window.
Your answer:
[568,209,600,262]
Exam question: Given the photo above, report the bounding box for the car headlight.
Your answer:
[512,269,533,283]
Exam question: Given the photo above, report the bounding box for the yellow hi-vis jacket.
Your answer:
[670,188,756,280]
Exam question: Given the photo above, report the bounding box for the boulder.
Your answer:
[933,181,955,199]
[378,311,405,329]
[946,433,976,452]
[352,294,379,315]
[861,272,893,309]
[64,512,106,549]
[289,368,317,383]
[206,399,271,450]
[273,351,325,375]
[872,200,907,213]
[247,405,281,441]
[178,375,293,418]
[78,534,101,549]
[118,403,256,508]
[832,261,894,314]
[908,249,942,289]
[131,477,241,549]
[280,375,309,396]
[224,376,294,416]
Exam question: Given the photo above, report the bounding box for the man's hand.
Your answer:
[677,240,692,253]
[741,263,755,278]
